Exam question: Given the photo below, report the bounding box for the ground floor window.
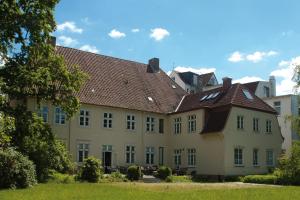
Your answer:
[159,147,164,166]
[78,143,89,163]
[234,147,243,166]
[146,147,155,164]
[174,149,182,167]
[253,149,259,166]
[126,145,135,164]
[187,148,196,167]
[266,149,274,166]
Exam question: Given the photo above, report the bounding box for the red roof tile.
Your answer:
[243,81,259,93]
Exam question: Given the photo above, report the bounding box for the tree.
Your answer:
[0,0,86,181]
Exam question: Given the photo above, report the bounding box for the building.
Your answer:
[169,71,218,94]
[243,76,276,98]
[28,46,283,176]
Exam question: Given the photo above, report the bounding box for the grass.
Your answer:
[0,182,300,200]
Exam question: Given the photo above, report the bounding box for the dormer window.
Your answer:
[242,89,253,100]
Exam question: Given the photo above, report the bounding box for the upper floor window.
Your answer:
[103,112,112,128]
[187,148,196,167]
[174,149,182,167]
[146,117,155,132]
[126,114,135,130]
[38,106,48,123]
[266,149,274,166]
[273,101,281,115]
[237,115,244,129]
[174,117,182,134]
[188,115,196,133]
[77,143,89,163]
[55,107,65,125]
[79,109,90,127]
[266,120,272,134]
[145,147,155,165]
[234,147,243,166]
[159,119,164,134]
[253,118,259,132]
[253,149,259,166]
[264,86,270,97]
[126,145,135,164]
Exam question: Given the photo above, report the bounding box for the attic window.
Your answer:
[172,85,176,89]
[206,93,215,99]
[212,92,220,98]
[243,89,253,100]
[200,95,208,101]
[148,97,154,102]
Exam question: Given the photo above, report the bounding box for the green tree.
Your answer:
[0,0,86,181]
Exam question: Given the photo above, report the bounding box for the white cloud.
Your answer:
[246,51,278,63]
[271,56,300,95]
[57,36,78,47]
[131,28,140,33]
[228,51,244,62]
[108,29,126,39]
[150,28,170,41]
[171,66,216,75]
[233,76,264,84]
[79,45,99,53]
[57,21,83,33]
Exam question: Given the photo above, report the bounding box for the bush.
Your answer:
[157,166,172,180]
[242,175,277,184]
[0,148,37,189]
[78,157,103,183]
[101,171,128,182]
[127,165,142,181]
[48,170,75,184]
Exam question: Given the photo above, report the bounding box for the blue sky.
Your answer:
[54,0,300,95]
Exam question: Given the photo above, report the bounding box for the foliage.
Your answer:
[47,170,75,184]
[157,166,172,180]
[242,175,277,184]
[100,171,128,183]
[78,157,103,183]
[166,175,192,183]
[0,113,14,148]
[0,147,37,189]
[126,165,142,181]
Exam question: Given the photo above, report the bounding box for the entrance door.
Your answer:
[102,151,112,173]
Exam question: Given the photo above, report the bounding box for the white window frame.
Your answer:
[38,106,49,123]
[103,112,113,128]
[187,148,196,167]
[174,149,182,167]
[126,114,136,130]
[125,145,135,164]
[266,149,274,166]
[253,118,259,132]
[253,149,259,166]
[174,117,182,134]
[273,101,281,115]
[54,107,66,125]
[237,115,244,130]
[79,109,90,127]
[145,147,155,165]
[234,147,243,166]
[146,116,155,132]
[77,143,89,163]
[266,120,272,134]
[188,115,196,133]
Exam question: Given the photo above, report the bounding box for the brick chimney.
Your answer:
[222,77,232,90]
[147,58,159,73]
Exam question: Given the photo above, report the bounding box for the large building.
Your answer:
[28,46,283,176]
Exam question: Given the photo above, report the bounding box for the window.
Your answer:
[253,149,259,166]
[146,147,155,165]
[187,148,196,167]
[234,148,243,166]
[237,115,244,129]
[146,117,155,132]
[126,114,135,130]
[264,86,270,97]
[174,117,182,134]
[266,149,274,166]
[55,107,65,125]
[242,89,254,100]
[273,101,281,115]
[77,143,89,163]
[38,106,48,123]
[266,120,272,133]
[159,119,164,134]
[253,118,259,132]
[159,147,164,165]
[79,109,89,127]
[103,112,112,128]
[188,115,196,133]
[126,145,135,164]
[174,149,182,166]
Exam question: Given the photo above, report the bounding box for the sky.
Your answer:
[53,0,300,95]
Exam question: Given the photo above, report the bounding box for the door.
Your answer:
[102,151,112,173]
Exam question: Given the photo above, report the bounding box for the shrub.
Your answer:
[78,157,103,183]
[127,165,142,181]
[0,148,37,189]
[165,176,173,182]
[242,175,277,184]
[157,166,172,180]
[48,170,75,184]
[170,175,192,183]
[102,171,128,182]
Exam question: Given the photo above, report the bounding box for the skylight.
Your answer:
[172,85,176,89]
[148,97,154,102]
[206,93,215,99]
[200,95,208,101]
[212,92,220,98]
[242,89,253,100]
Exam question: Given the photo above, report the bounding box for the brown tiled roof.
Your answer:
[176,83,276,114]
[56,46,186,113]
[178,71,215,86]
[243,81,259,93]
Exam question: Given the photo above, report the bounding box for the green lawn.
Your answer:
[0,182,300,200]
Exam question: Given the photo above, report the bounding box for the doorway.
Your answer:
[102,145,112,173]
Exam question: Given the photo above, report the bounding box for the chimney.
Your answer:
[147,58,159,73]
[48,36,56,47]
[269,75,276,97]
[222,77,232,90]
